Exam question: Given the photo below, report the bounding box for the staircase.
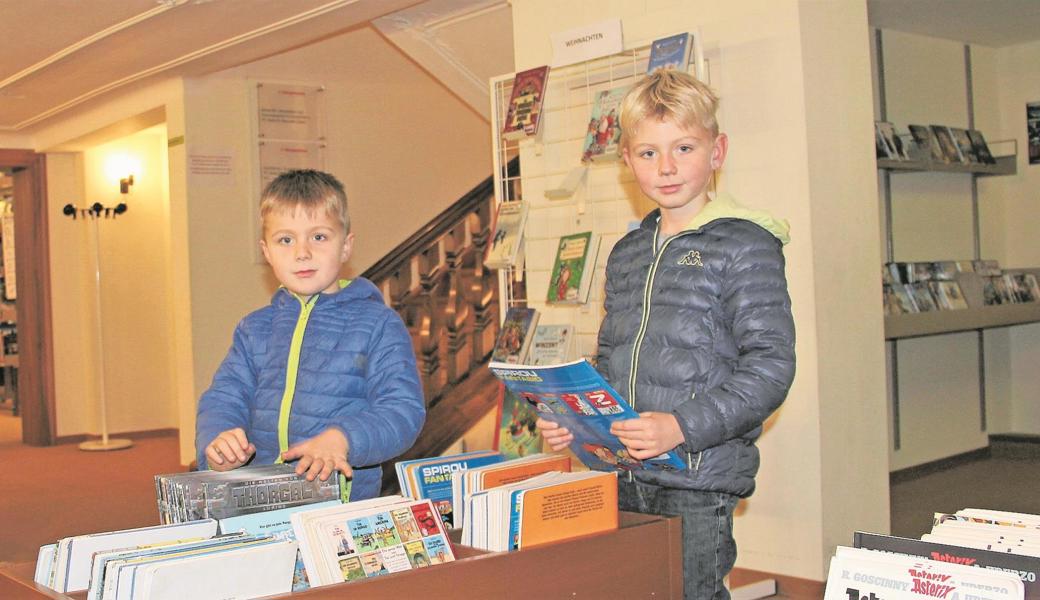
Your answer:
[363,158,520,495]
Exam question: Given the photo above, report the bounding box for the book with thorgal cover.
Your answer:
[488,359,687,472]
[546,232,600,305]
[485,200,529,270]
[581,85,627,163]
[394,450,504,529]
[501,65,550,141]
[462,470,617,552]
[490,306,539,364]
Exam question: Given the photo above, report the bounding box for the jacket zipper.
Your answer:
[276,293,319,460]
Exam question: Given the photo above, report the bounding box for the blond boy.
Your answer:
[538,70,795,599]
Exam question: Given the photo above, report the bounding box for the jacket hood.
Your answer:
[273,277,384,307]
[682,192,790,245]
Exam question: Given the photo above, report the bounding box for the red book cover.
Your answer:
[502,65,550,140]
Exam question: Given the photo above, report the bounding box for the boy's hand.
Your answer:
[610,412,685,460]
[536,417,573,451]
[205,428,255,471]
[281,428,353,482]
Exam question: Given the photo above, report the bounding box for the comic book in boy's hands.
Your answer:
[488,359,686,472]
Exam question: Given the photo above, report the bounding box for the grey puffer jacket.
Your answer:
[598,193,795,497]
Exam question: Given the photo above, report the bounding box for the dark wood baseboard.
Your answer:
[54,427,178,446]
[889,446,991,485]
[730,567,824,599]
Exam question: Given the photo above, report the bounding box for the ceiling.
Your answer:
[2,1,1037,135]
[867,0,1040,47]
[0,0,424,132]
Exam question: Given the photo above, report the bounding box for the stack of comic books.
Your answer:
[291,496,455,587]
[35,519,219,593]
[461,470,617,552]
[488,359,687,472]
[450,453,572,531]
[837,508,1040,599]
[154,464,340,523]
[394,450,505,529]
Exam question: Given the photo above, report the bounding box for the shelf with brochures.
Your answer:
[876,153,1016,177]
[885,302,1040,340]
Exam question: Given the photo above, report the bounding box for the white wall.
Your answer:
[511,0,887,582]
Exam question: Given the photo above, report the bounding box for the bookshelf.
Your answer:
[0,511,683,599]
[875,30,1028,454]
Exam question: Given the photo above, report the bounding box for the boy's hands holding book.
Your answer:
[610,412,684,460]
[281,427,353,482]
[205,427,256,471]
[535,417,574,451]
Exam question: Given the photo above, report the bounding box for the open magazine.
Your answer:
[488,359,686,472]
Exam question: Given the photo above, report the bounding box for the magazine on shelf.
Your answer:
[883,284,917,315]
[485,200,529,270]
[907,282,938,312]
[490,307,539,364]
[949,126,980,163]
[526,324,575,365]
[394,450,504,529]
[968,129,998,164]
[931,125,964,163]
[876,121,909,160]
[494,387,544,460]
[546,232,600,305]
[646,32,693,73]
[501,66,550,141]
[908,124,947,162]
[581,85,627,163]
[487,359,687,472]
[930,280,969,310]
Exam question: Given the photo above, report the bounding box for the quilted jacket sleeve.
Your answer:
[673,230,796,452]
[334,310,426,468]
[595,261,619,378]
[195,323,259,469]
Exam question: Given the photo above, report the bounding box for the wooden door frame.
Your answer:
[0,148,55,445]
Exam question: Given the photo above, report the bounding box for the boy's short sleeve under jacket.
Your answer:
[195,277,426,501]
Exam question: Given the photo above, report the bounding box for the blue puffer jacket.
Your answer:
[195,278,426,501]
[598,193,795,497]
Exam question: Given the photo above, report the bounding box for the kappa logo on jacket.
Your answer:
[677,250,703,267]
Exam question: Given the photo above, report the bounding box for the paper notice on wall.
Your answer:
[257,83,325,141]
[2,215,14,300]
[258,141,325,190]
[188,149,235,187]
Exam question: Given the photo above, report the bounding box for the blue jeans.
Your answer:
[618,478,738,600]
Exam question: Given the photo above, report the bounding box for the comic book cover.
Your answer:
[494,386,544,459]
[581,85,627,163]
[488,359,686,472]
[502,65,550,140]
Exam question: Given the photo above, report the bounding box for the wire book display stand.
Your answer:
[62,200,133,452]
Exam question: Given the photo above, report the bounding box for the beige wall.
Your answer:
[178,25,493,464]
[47,126,178,437]
[511,0,887,582]
[877,29,1040,470]
[992,40,1040,433]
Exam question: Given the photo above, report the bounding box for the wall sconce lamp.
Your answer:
[119,174,134,195]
